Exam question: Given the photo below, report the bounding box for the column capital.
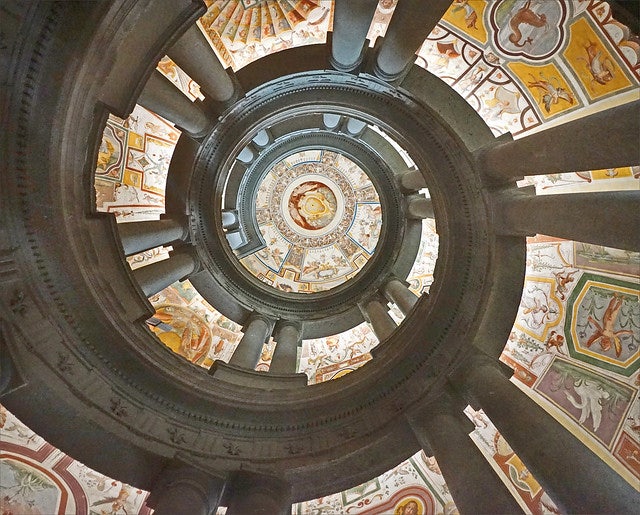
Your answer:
[397,168,427,192]
[272,319,302,336]
[243,311,276,333]
[448,351,514,410]
[405,388,475,442]
[358,295,397,342]
[477,99,640,181]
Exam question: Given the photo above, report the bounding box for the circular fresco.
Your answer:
[287,180,337,231]
[240,149,382,293]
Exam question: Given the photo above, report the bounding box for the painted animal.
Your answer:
[564,379,610,431]
[508,1,547,47]
[528,73,574,113]
[586,294,633,357]
[580,41,616,85]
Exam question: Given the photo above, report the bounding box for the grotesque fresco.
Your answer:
[94,105,180,222]
[420,0,639,136]
[502,236,639,487]
[198,0,333,70]
[76,0,640,512]
[0,406,151,515]
[147,280,243,368]
[240,149,383,293]
[463,406,561,514]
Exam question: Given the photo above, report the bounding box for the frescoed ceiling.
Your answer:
[93,0,638,387]
[198,0,333,70]
[240,149,383,293]
[83,1,640,512]
[0,406,151,515]
[501,235,639,486]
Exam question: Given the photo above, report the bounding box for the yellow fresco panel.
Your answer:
[564,18,632,100]
[127,131,144,150]
[508,61,577,118]
[122,169,142,188]
[442,0,488,44]
[505,454,542,498]
[590,167,633,180]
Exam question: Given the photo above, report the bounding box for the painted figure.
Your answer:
[545,331,565,353]
[586,294,633,357]
[451,0,478,29]
[552,269,577,300]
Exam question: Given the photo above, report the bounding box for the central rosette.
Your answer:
[239,149,382,293]
[289,181,337,230]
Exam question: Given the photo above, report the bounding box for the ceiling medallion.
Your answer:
[288,180,337,231]
[240,149,383,293]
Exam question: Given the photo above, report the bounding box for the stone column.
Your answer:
[229,315,273,369]
[398,168,426,192]
[478,100,640,181]
[138,70,211,137]
[452,353,638,514]
[373,0,452,82]
[406,195,434,219]
[118,219,187,256]
[330,0,378,73]
[145,463,225,515]
[132,250,198,297]
[167,23,236,102]
[359,297,397,341]
[270,322,301,374]
[382,277,418,316]
[407,394,523,514]
[165,134,199,215]
[225,473,291,515]
[493,188,640,252]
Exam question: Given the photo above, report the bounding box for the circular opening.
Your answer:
[238,148,382,294]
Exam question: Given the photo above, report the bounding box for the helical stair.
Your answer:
[1,1,638,514]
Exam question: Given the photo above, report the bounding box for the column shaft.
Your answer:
[406,196,434,219]
[383,278,418,315]
[133,251,197,297]
[270,324,301,374]
[479,100,640,180]
[229,316,272,369]
[138,70,211,137]
[145,464,225,515]
[225,473,291,515]
[167,24,235,102]
[399,168,426,192]
[493,189,640,251]
[330,0,378,72]
[118,219,186,256]
[456,356,638,513]
[408,399,522,514]
[360,298,397,341]
[373,0,452,82]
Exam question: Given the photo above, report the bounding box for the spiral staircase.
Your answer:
[1,1,639,514]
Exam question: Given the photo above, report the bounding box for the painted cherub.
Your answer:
[586,294,633,357]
